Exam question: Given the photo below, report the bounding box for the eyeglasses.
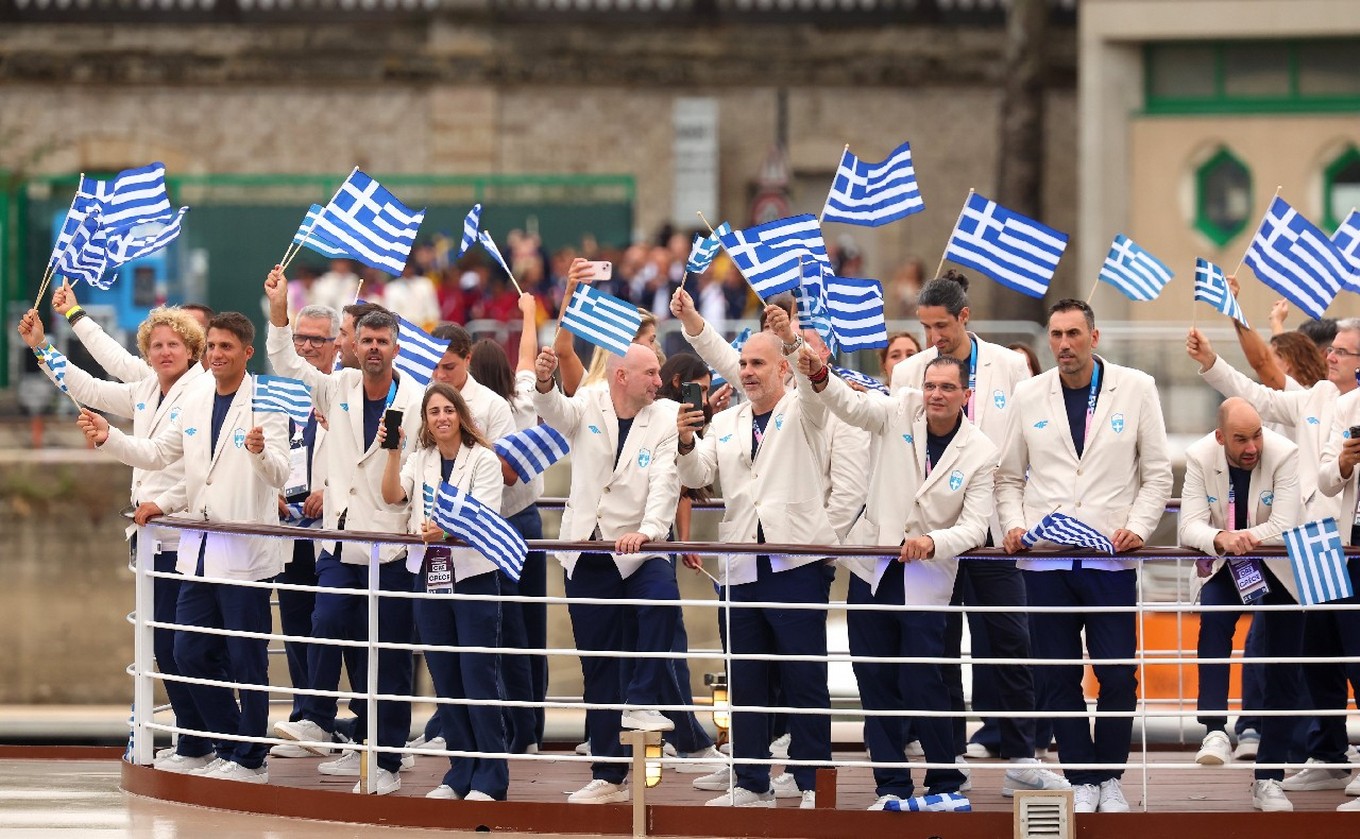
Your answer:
[1326,346,1360,358]
[293,335,336,347]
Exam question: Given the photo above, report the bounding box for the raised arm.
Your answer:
[18,310,137,417]
[53,280,153,383]
[672,286,740,386]
[796,348,895,435]
[529,348,583,435]
[1187,327,1304,426]
[555,259,590,396]
[516,292,540,374]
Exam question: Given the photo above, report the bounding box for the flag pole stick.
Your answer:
[484,229,524,296]
[817,144,849,226]
[1232,185,1282,280]
[698,211,763,301]
[680,209,720,291]
[352,279,364,306]
[34,173,86,308]
[1085,273,1101,305]
[281,166,357,268]
[936,188,974,280]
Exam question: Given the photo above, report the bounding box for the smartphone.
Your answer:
[680,382,704,416]
[1350,425,1360,441]
[581,260,613,281]
[381,409,403,450]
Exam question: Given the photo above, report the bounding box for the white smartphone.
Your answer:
[581,260,613,281]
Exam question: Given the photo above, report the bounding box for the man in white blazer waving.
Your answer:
[997,299,1173,814]
[676,310,835,809]
[1179,398,1305,811]
[533,341,682,805]
[79,312,290,785]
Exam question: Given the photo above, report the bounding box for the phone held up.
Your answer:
[680,382,704,416]
[381,409,404,450]
[580,261,613,282]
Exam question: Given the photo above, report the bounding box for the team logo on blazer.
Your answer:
[719,434,733,443]
[1306,416,1320,425]
[774,413,785,431]
[1033,420,1049,429]
[169,407,181,422]
[185,427,198,436]
[902,433,914,444]
[637,447,652,468]
[136,402,146,411]
[949,469,964,491]
[1261,491,1274,506]
[233,428,247,448]
[993,389,1006,410]
[1111,413,1125,434]
[1207,495,1218,504]
[340,402,350,412]
[588,424,602,434]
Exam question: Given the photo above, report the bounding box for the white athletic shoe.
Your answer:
[770,771,801,798]
[1097,778,1130,813]
[1195,731,1233,766]
[704,786,774,807]
[353,767,400,796]
[153,752,216,774]
[567,778,629,804]
[273,719,332,756]
[1002,757,1071,797]
[1252,778,1293,812]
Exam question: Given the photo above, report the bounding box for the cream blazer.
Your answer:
[399,442,505,582]
[889,333,1032,445]
[1317,387,1360,538]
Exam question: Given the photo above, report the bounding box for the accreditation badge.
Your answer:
[425,546,453,594]
[284,425,310,501]
[1227,557,1269,605]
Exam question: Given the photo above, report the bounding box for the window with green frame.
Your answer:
[1325,146,1360,232]
[1194,148,1252,247]
[1145,40,1360,114]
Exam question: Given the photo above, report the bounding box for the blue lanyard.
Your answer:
[1083,361,1101,443]
[966,336,978,422]
[384,379,398,411]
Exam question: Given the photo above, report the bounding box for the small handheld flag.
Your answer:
[1194,258,1248,327]
[1021,511,1114,555]
[1098,234,1174,302]
[560,283,644,357]
[459,204,482,258]
[431,481,527,581]
[494,425,571,485]
[1283,518,1353,606]
[1331,208,1360,292]
[253,375,313,425]
[394,314,452,388]
[686,222,731,274]
[820,140,925,227]
[291,205,351,260]
[305,169,425,276]
[1244,197,1350,319]
[831,364,889,395]
[718,215,832,299]
[883,792,972,813]
[942,192,1068,299]
[824,275,889,351]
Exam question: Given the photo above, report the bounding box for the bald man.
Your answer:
[533,342,682,804]
[1180,397,1305,811]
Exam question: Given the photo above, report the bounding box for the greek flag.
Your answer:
[884,792,972,813]
[560,283,644,357]
[55,214,110,287]
[104,208,189,268]
[86,163,175,231]
[478,230,513,277]
[252,375,313,425]
[1332,209,1360,291]
[395,314,451,387]
[308,168,425,276]
[820,140,925,227]
[459,204,482,258]
[1194,258,1248,327]
[824,275,889,351]
[1283,518,1353,606]
[943,192,1069,299]
[796,260,838,353]
[291,204,350,260]
[34,342,71,394]
[718,215,832,299]
[1098,234,1174,302]
[709,327,751,390]
[494,425,571,484]
[831,364,889,395]
[431,481,527,581]
[686,222,731,274]
[1244,197,1351,319]
[1021,511,1114,555]
[48,176,105,269]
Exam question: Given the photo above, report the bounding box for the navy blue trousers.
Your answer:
[849,569,966,798]
[299,555,414,773]
[150,549,212,758]
[728,559,831,794]
[1302,557,1360,765]
[566,553,679,784]
[416,569,509,798]
[277,538,318,722]
[1025,568,1137,786]
[174,550,272,769]
[502,505,545,752]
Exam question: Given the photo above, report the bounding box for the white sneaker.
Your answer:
[1002,758,1071,797]
[964,742,997,759]
[188,757,227,776]
[401,752,415,771]
[1097,778,1129,813]
[769,733,791,761]
[270,743,321,759]
[869,794,902,810]
[692,767,733,791]
[568,778,629,804]
[718,742,731,755]
[705,786,775,807]
[1252,778,1293,812]
[956,756,972,792]
[668,745,726,773]
[273,719,332,756]
[1349,744,1360,764]
[1233,729,1260,760]
[1072,783,1099,814]
[1338,797,1360,811]
[1196,731,1233,766]
[904,740,924,757]
[1281,758,1351,791]
[318,751,361,776]
[426,784,459,799]
[800,790,816,809]
[353,767,400,796]
[770,771,800,798]
[153,752,215,774]
[155,746,176,760]
[1346,773,1360,796]
[465,790,495,801]
[575,741,591,756]
[203,760,269,785]
[621,709,674,732]
[428,736,446,752]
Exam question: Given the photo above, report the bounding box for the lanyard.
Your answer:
[966,336,978,422]
[1227,480,1254,530]
[1083,361,1101,443]
[384,379,398,411]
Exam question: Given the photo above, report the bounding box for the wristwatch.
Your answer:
[781,334,804,355]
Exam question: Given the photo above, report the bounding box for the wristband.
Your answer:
[677,437,695,455]
[66,305,89,327]
[809,366,829,384]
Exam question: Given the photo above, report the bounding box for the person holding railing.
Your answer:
[998,299,1173,814]
[379,382,510,801]
[532,341,682,805]
[799,349,1000,811]
[675,311,836,810]
[1179,397,1305,811]
[77,312,291,785]
[264,269,426,796]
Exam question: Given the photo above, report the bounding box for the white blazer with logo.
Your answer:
[1317,387,1360,538]
[678,386,835,586]
[806,373,996,604]
[533,384,680,578]
[890,333,1032,444]
[399,442,505,583]
[1179,427,1303,600]
[99,373,291,581]
[1200,356,1343,521]
[268,323,425,565]
[996,358,1173,572]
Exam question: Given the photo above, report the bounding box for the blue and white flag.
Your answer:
[1331,208,1360,291]
[796,260,838,353]
[560,283,644,357]
[686,222,731,274]
[395,314,451,388]
[821,140,925,227]
[252,375,313,425]
[477,229,513,277]
[943,192,1069,299]
[1283,518,1354,606]
[1194,258,1248,327]
[307,168,425,276]
[718,215,832,299]
[55,214,111,288]
[34,342,71,395]
[709,327,751,390]
[494,425,571,485]
[824,275,889,351]
[1021,511,1114,555]
[1098,234,1174,302]
[291,204,350,260]
[48,175,105,269]
[87,163,175,231]
[104,207,189,268]
[459,204,482,258]
[1244,197,1351,319]
[831,364,889,395]
[884,792,972,813]
[431,481,527,581]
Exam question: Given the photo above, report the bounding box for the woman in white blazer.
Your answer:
[381,382,509,802]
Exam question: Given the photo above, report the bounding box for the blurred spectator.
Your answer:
[311,258,363,313]
[887,258,926,320]
[1008,342,1043,377]
[384,261,441,330]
